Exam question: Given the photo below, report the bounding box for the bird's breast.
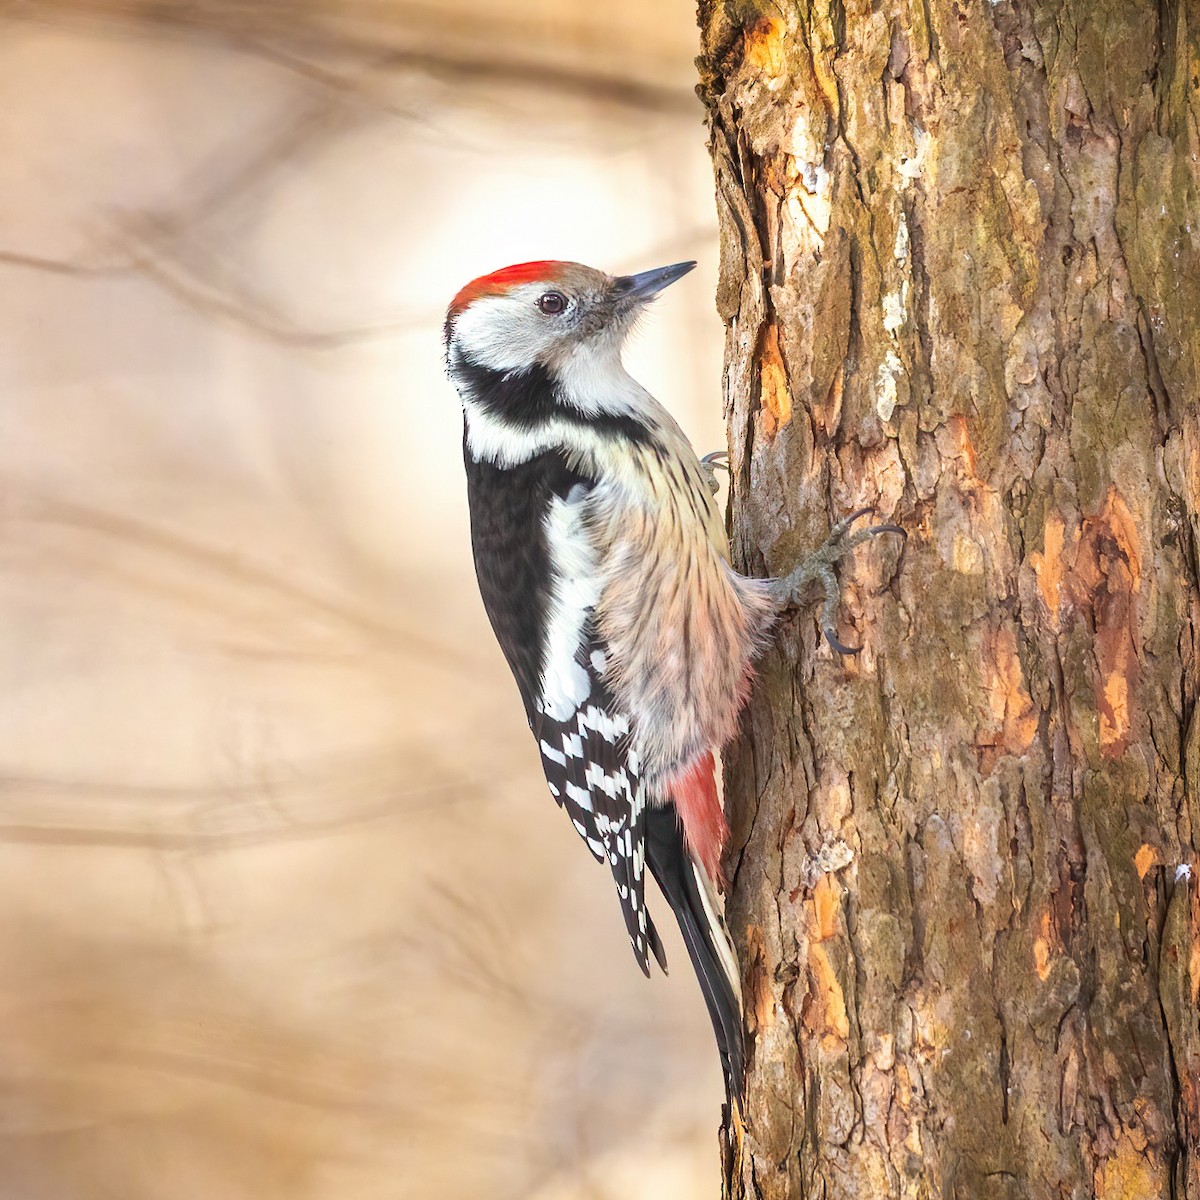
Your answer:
[589,465,773,783]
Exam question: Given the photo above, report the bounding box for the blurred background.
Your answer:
[0,2,727,1197]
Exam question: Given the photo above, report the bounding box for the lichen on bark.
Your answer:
[697,2,1200,1196]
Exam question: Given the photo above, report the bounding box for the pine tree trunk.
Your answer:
[696,3,1200,1196]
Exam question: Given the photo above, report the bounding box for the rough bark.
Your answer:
[696,2,1200,1197]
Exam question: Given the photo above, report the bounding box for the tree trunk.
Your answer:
[696,3,1200,1197]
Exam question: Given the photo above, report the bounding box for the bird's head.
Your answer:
[444,259,695,381]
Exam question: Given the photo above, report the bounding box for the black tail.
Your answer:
[645,803,746,1105]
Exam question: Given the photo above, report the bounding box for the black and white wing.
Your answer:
[531,631,664,975]
[464,451,663,975]
[531,484,664,974]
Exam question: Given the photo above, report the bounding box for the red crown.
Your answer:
[448,260,566,317]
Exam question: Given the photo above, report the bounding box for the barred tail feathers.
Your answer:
[645,802,746,1104]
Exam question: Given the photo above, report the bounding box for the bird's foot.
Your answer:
[700,450,729,496]
[767,508,905,654]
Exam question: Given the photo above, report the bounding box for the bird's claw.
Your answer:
[828,507,907,550]
[822,626,863,656]
[700,450,730,496]
[769,508,905,656]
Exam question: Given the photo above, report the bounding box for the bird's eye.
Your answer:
[538,291,567,315]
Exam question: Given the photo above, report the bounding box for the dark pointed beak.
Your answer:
[613,260,697,305]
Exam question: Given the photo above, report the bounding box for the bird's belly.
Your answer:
[597,535,766,784]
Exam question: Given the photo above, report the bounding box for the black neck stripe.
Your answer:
[450,351,654,447]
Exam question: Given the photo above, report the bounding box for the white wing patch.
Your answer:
[531,488,662,973]
[539,492,602,720]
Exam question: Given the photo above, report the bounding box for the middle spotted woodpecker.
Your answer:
[443,258,902,1106]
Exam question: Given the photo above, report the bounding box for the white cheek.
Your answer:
[553,338,648,418]
[454,296,553,371]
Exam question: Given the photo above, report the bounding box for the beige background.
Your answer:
[0,3,729,1197]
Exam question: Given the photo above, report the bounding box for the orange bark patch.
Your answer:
[1033,937,1051,982]
[1100,488,1142,591]
[1134,843,1160,880]
[803,877,848,1045]
[757,323,792,437]
[1070,488,1142,758]
[811,874,839,942]
[1190,883,1200,1006]
[948,414,982,489]
[742,924,775,1033]
[1033,908,1063,982]
[743,16,787,78]
[1094,1128,1167,1199]
[1030,513,1069,628]
[1024,490,1146,757]
[1033,911,1053,981]
[1102,670,1131,752]
[979,624,1038,768]
[1186,421,1200,515]
[806,942,850,1045]
[1042,489,1142,758]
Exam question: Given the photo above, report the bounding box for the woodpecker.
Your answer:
[443,258,900,1106]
